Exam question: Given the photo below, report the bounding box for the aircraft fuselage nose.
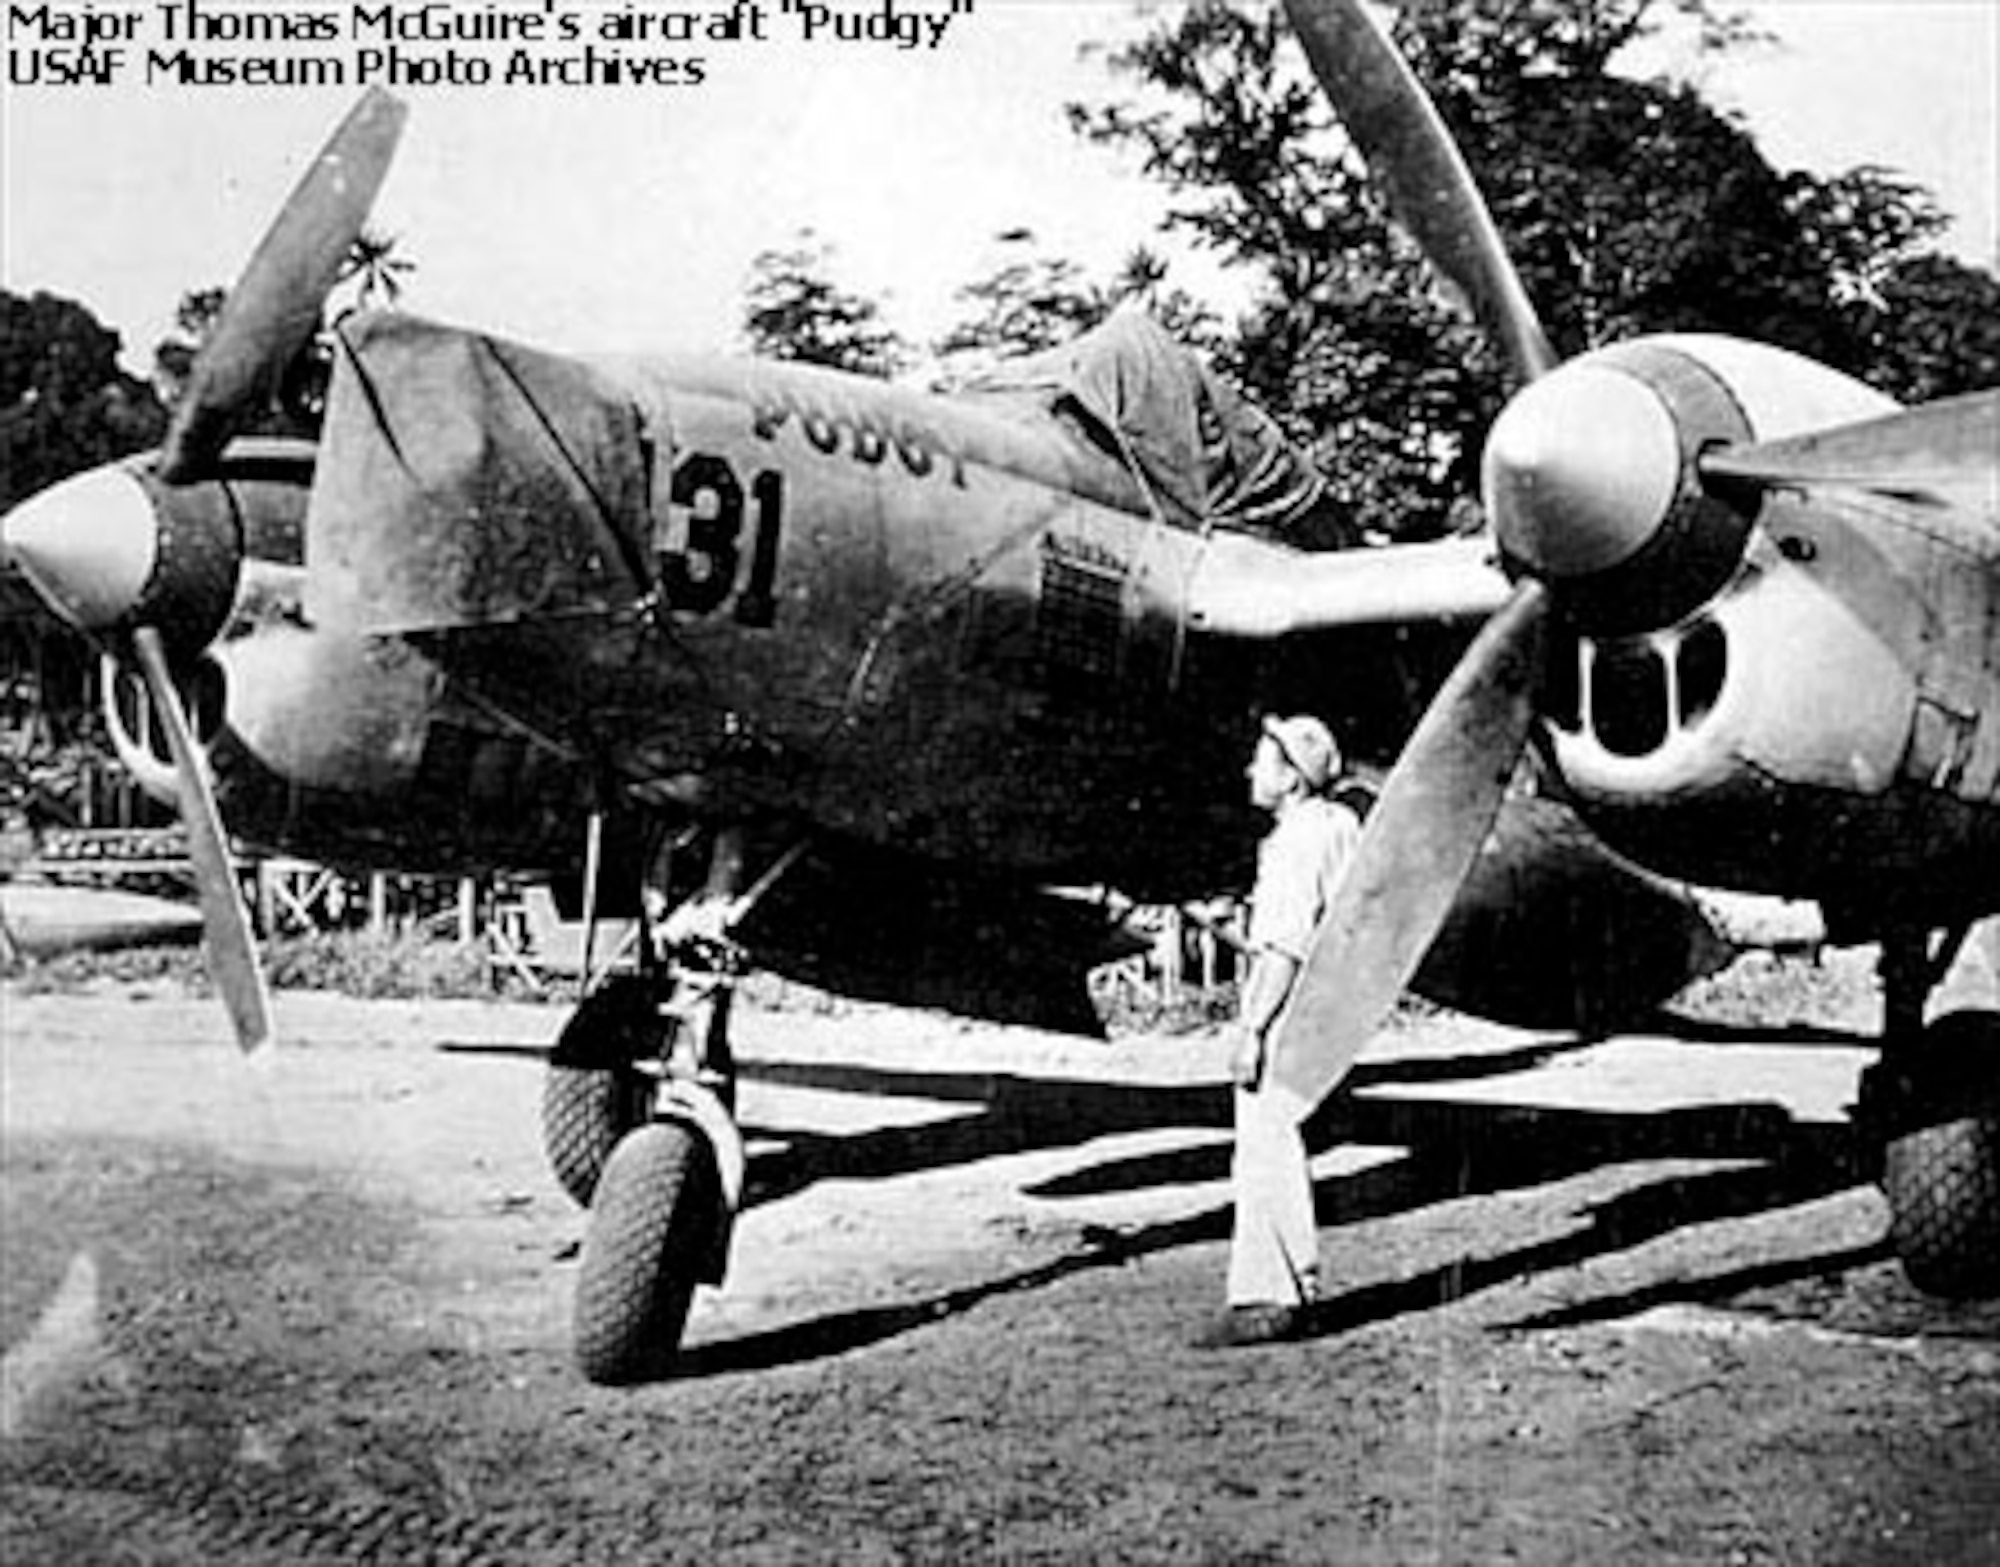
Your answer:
[1484,362,1681,582]
[4,463,161,633]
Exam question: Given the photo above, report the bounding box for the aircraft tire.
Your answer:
[573,1121,716,1385]
[1880,1011,2000,1300]
[542,979,665,1208]
[1885,1112,2000,1298]
[543,1062,652,1208]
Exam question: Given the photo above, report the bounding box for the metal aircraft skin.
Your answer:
[5,0,1998,1381]
[58,320,1512,885]
[15,258,1710,1033]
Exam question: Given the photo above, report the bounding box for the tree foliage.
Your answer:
[151,231,417,435]
[937,231,1118,361]
[932,232,1221,380]
[1069,0,1494,538]
[741,230,908,378]
[1069,0,1994,540]
[149,285,226,411]
[1851,254,2000,405]
[151,282,331,441]
[0,290,165,513]
[0,291,163,818]
[337,227,417,315]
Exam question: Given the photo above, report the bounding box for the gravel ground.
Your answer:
[4,951,1999,1564]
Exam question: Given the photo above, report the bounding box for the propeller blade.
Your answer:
[159,88,407,483]
[1700,388,2000,514]
[1266,580,1549,1120]
[1280,0,1557,385]
[132,626,273,1053]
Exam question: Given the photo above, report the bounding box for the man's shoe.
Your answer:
[1193,1303,1302,1349]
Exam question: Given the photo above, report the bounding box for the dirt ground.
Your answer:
[4,951,1999,1565]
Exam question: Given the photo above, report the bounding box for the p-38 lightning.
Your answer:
[6,0,1995,1381]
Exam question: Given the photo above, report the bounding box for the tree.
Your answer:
[1070,0,1989,539]
[0,291,166,816]
[150,231,419,434]
[150,285,227,410]
[1392,2,1858,363]
[152,281,328,439]
[741,230,907,377]
[932,231,1222,380]
[1070,0,1496,538]
[336,226,416,316]
[0,290,165,513]
[938,230,1112,362]
[1848,253,2000,405]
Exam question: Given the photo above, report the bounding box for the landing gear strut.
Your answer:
[551,826,784,1385]
[1856,922,2000,1299]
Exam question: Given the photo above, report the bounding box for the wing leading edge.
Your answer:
[1186,530,1511,639]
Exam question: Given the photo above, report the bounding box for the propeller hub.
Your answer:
[4,465,160,633]
[1484,344,1758,636]
[1484,363,1681,581]
[3,458,250,656]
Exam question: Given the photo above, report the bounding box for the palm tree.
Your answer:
[336,228,415,316]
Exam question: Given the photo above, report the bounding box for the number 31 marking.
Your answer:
[658,453,784,627]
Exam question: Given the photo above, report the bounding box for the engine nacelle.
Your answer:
[1486,335,1897,637]
[1412,791,1734,1028]
[1528,340,2000,907]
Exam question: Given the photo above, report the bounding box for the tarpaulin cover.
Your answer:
[963,309,1328,535]
[305,313,649,634]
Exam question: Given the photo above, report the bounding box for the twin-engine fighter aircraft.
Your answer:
[6,0,1995,1381]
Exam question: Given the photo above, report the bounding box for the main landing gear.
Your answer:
[1855,923,2000,1299]
[543,827,782,1385]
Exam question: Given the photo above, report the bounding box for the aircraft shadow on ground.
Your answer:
[1495,1240,1897,1334]
[1644,1009,1876,1050]
[1286,1101,1868,1348]
[671,1040,1877,1380]
[733,1038,1587,1207]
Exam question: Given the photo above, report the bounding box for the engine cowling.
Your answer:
[1485,336,1898,637]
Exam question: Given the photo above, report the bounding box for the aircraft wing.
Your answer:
[1702,387,2000,522]
[1184,530,1512,639]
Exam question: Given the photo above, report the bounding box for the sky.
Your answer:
[3,1,1995,375]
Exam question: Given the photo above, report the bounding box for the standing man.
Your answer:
[1198,714,1362,1348]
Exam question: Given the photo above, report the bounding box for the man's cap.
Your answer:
[1262,714,1340,793]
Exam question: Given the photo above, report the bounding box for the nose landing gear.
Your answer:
[565,942,745,1384]
[547,826,789,1385]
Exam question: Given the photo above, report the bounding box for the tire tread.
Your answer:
[574,1121,716,1384]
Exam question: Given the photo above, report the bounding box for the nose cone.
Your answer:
[1484,364,1682,581]
[3,464,160,632]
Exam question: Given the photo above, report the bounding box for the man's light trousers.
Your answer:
[1226,1083,1319,1307]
